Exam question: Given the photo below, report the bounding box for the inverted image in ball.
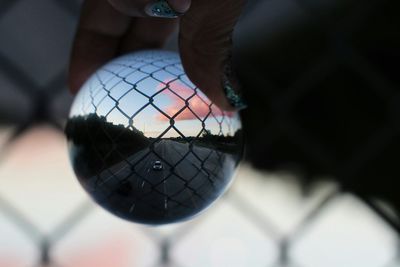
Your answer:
[66,50,243,225]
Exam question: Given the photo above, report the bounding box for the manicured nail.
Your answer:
[223,78,247,110]
[145,0,182,18]
[222,55,247,110]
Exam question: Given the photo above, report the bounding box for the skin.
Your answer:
[68,0,246,111]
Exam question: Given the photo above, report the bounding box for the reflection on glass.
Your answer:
[66,50,243,225]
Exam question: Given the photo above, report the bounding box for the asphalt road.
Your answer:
[84,139,237,221]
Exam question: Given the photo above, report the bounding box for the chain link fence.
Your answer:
[0,0,399,266]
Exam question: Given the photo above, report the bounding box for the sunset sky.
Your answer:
[71,67,241,138]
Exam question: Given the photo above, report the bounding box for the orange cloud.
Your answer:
[155,79,233,122]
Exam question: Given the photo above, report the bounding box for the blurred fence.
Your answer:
[0,0,399,267]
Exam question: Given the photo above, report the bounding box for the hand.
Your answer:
[68,0,247,111]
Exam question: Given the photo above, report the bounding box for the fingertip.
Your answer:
[67,65,79,95]
[213,89,238,112]
[167,0,191,14]
[68,67,85,95]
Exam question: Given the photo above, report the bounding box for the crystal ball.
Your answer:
[66,50,243,225]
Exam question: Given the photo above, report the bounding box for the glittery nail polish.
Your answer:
[222,78,247,110]
[222,50,247,110]
[146,0,182,18]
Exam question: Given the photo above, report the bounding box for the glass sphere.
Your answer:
[66,50,243,225]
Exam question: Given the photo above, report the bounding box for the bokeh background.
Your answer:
[0,0,399,266]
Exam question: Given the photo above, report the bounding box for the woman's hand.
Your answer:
[68,0,246,111]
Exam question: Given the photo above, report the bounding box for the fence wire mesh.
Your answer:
[66,51,240,222]
[0,0,399,267]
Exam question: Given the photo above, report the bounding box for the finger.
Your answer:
[109,0,191,18]
[179,0,247,111]
[69,0,131,93]
[167,0,191,13]
[119,17,178,53]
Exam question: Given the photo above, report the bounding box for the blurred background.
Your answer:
[0,0,399,266]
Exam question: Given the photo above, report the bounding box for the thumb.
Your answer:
[179,0,247,111]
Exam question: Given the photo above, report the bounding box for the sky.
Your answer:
[71,65,241,139]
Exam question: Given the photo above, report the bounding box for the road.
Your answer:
[84,139,237,223]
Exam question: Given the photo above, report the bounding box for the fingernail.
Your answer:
[222,57,247,110]
[223,78,247,110]
[145,0,183,18]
